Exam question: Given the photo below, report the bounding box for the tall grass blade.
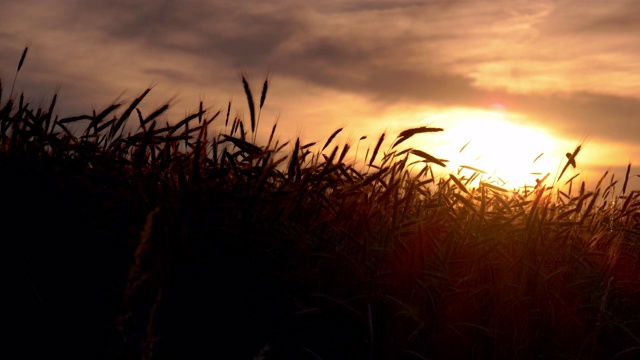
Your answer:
[623,163,631,195]
[558,145,581,182]
[450,174,469,194]
[288,138,299,180]
[410,149,447,167]
[10,45,29,99]
[259,76,269,109]
[369,132,385,167]
[17,46,28,73]
[392,126,443,149]
[141,103,170,128]
[323,127,343,151]
[242,75,256,134]
[110,88,151,138]
[533,152,544,164]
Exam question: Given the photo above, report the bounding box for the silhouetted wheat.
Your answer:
[3,64,640,360]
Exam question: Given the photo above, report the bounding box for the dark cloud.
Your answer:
[55,0,494,93]
[65,0,304,69]
[545,0,640,34]
[506,92,640,143]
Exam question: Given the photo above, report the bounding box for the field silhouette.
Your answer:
[3,49,640,359]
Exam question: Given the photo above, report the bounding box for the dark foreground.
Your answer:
[4,77,640,359]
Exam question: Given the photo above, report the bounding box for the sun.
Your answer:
[420,107,561,189]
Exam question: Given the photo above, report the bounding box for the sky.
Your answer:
[2,0,640,190]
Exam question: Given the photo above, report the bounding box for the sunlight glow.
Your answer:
[419,107,561,189]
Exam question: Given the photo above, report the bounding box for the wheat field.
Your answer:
[3,48,640,359]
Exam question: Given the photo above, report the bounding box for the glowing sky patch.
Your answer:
[1,0,640,186]
[413,108,560,188]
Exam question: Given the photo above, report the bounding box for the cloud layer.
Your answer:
[2,0,639,175]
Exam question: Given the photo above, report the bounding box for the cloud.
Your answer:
[506,91,640,143]
[1,0,639,150]
[543,0,640,35]
[64,0,305,68]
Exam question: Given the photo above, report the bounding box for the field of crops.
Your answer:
[4,48,640,359]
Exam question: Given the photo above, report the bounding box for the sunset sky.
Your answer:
[2,0,639,189]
